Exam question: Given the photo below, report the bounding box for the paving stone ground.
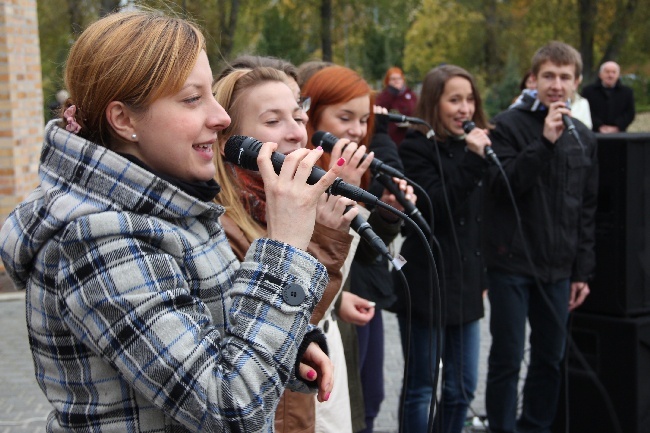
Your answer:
[0,282,511,433]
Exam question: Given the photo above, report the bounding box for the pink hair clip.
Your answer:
[63,105,81,134]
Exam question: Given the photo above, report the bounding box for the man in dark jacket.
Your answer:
[484,41,598,433]
[582,61,635,133]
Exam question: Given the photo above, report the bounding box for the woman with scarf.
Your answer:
[213,66,377,433]
[0,11,337,433]
[302,65,416,433]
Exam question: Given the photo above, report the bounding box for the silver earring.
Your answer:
[131,134,137,140]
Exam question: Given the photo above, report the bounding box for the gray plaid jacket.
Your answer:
[0,122,328,432]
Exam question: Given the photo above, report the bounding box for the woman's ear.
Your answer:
[105,101,137,143]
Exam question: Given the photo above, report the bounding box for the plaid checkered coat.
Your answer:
[0,122,329,432]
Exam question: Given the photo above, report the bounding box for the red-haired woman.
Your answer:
[375,66,418,146]
[302,65,415,433]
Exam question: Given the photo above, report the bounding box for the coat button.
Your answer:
[459,218,465,226]
[282,283,306,306]
[475,251,481,256]
[323,320,330,333]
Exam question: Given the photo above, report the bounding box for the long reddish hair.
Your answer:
[302,65,374,189]
[383,66,404,87]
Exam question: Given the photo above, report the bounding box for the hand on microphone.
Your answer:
[463,123,492,158]
[315,193,358,233]
[326,138,374,187]
[377,177,416,222]
[462,120,500,166]
[258,142,344,251]
[543,101,572,144]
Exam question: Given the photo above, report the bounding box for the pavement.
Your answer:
[0,274,497,433]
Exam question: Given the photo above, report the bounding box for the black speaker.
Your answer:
[553,312,650,433]
[580,133,650,317]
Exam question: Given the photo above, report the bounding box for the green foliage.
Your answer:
[622,74,650,113]
[255,7,311,67]
[403,0,484,81]
[36,0,650,124]
[362,24,397,83]
[483,51,524,118]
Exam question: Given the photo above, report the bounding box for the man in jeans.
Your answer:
[483,41,598,433]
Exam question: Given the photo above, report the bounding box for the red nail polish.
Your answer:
[307,370,316,380]
[317,146,323,151]
[337,157,345,167]
[324,392,331,401]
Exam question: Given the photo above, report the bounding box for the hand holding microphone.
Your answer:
[311,130,431,235]
[312,131,406,179]
[327,137,374,187]
[462,120,500,166]
[375,173,431,235]
[560,99,585,154]
[253,141,340,250]
[224,135,391,256]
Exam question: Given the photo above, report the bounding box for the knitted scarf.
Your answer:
[226,162,267,226]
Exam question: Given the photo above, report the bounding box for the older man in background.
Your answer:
[582,60,635,133]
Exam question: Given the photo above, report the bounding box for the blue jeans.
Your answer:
[485,271,570,433]
[397,316,480,433]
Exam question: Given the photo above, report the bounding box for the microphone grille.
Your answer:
[311,131,338,152]
[462,120,476,134]
[224,135,260,170]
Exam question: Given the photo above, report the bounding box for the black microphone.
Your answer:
[561,114,576,134]
[375,173,431,236]
[381,112,428,125]
[462,120,500,166]
[224,135,381,206]
[345,206,391,258]
[311,131,405,179]
[562,113,585,154]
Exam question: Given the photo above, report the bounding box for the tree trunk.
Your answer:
[217,0,240,61]
[578,0,597,83]
[600,0,638,67]
[321,0,332,62]
[483,0,500,85]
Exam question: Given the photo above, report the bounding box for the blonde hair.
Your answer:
[62,10,205,149]
[212,67,294,242]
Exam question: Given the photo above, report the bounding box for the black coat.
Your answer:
[484,108,598,283]
[582,79,635,132]
[390,130,487,326]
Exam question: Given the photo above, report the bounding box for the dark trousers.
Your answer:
[486,271,570,433]
[356,310,385,433]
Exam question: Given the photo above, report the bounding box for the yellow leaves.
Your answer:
[404,0,484,78]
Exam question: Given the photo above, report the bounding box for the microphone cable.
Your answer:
[310,127,444,432]
[374,172,432,237]
[373,194,443,433]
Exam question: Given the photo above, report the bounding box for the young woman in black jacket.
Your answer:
[392,64,491,433]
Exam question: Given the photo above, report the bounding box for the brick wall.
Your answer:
[0,1,43,272]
